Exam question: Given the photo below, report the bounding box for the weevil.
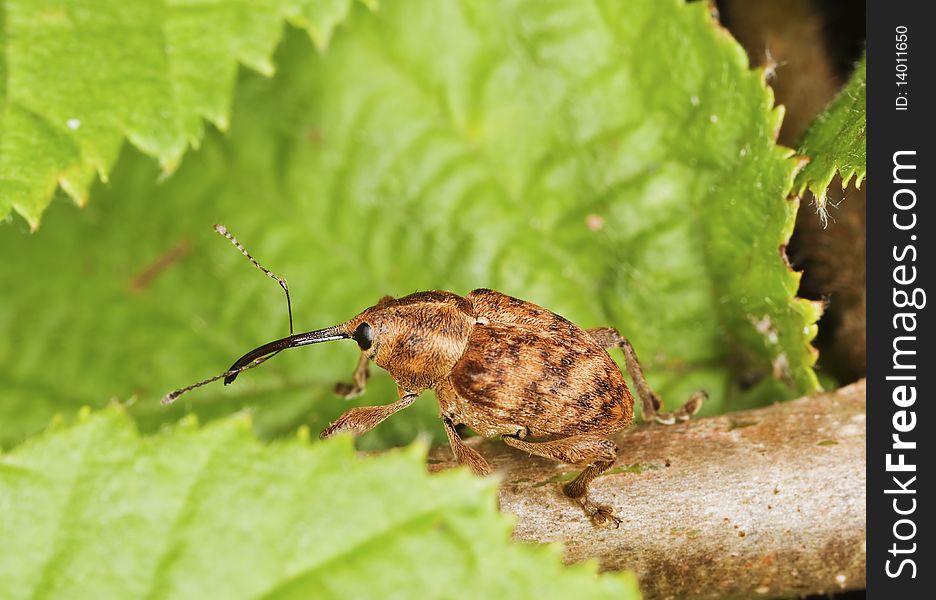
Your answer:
[165,226,705,526]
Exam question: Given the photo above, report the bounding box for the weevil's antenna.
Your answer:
[161,225,301,406]
[161,326,349,405]
[161,356,270,405]
[214,224,294,335]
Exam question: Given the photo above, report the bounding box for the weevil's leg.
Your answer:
[502,434,622,527]
[332,297,392,399]
[588,327,706,425]
[334,352,370,399]
[587,327,663,420]
[669,389,707,421]
[442,417,492,476]
[320,388,416,438]
[434,380,492,475]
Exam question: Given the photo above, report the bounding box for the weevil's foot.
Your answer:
[675,389,706,421]
[320,418,350,439]
[334,382,364,399]
[579,498,622,528]
[591,505,622,528]
[569,491,621,528]
[647,389,707,425]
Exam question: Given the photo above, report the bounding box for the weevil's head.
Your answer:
[342,291,476,391]
[216,291,476,394]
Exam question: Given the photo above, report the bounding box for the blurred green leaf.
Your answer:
[0,407,639,599]
[0,0,820,448]
[0,0,374,228]
[793,54,867,221]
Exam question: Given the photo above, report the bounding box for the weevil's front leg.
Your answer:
[320,387,416,438]
[442,417,492,476]
[334,352,370,399]
[588,327,706,425]
[502,434,622,527]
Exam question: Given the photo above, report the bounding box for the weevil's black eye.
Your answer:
[353,322,374,351]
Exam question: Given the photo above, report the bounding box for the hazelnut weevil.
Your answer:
[165,225,706,526]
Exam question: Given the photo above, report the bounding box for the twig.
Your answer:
[430,380,867,599]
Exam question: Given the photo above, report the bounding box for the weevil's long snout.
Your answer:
[223,325,349,384]
[161,325,349,405]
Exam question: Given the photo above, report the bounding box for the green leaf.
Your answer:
[0,0,820,448]
[0,0,374,229]
[792,54,867,220]
[0,407,639,599]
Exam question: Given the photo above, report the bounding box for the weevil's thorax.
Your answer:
[349,291,476,393]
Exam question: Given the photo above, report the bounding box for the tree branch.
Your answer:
[429,380,866,599]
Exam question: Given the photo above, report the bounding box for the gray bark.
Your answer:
[430,380,867,599]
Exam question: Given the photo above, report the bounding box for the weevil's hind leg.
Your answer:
[442,417,492,476]
[669,389,707,421]
[334,352,370,399]
[502,434,622,527]
[563,458,620,527]
[588,327,706,424]
[320,388,416,438]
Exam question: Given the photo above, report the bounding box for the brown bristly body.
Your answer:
[177,287,702,526]
[164,227,703,526]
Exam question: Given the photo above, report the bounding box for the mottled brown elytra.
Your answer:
[165,226,705,526]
